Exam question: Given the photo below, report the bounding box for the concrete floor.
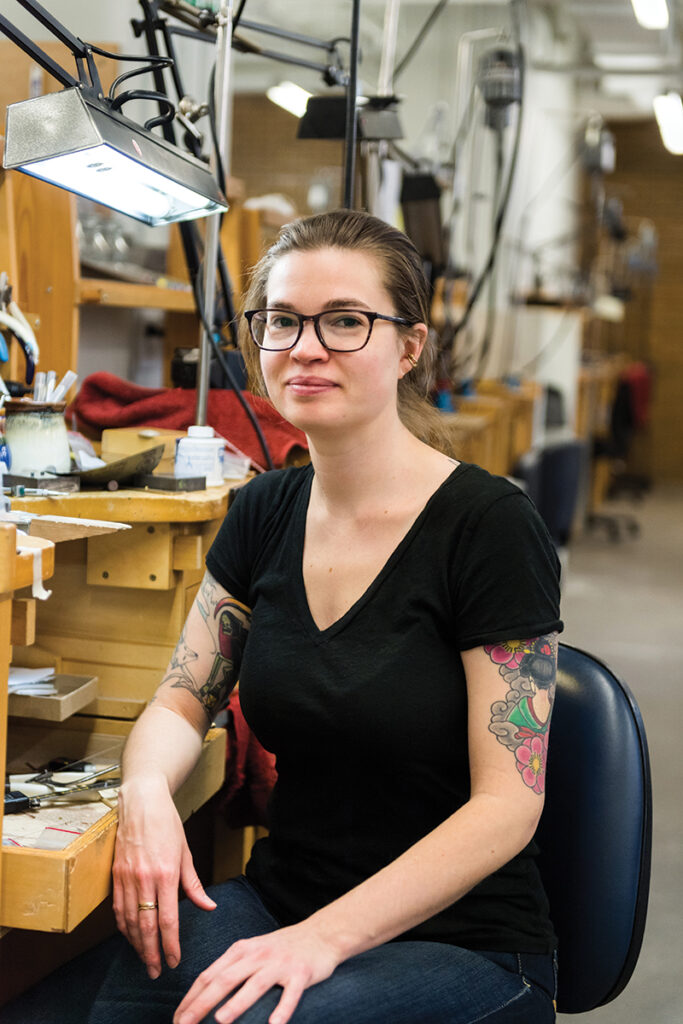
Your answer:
[557,484,683,1024]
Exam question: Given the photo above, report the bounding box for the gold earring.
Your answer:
[407,354,418,369]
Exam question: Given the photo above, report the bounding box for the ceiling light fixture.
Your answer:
[266,81,313,118]
[630,0,669,30]
[653,91,683,154]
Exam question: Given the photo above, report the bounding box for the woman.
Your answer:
[6,210,561,1024]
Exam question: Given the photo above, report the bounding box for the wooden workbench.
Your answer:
[10,484,239,720]
[0,509,229,1004]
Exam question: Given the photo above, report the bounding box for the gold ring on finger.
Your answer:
[137,901,158,911]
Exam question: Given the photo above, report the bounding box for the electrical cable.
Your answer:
[110,88,176,129]
[343,0,361,209]
[472,125,506,379]
[108,55,173,100]
[393,0,450,83]
[191,275,275,471]
[446,2,526,349]
[207,61,227,197]
[87,41,170,65]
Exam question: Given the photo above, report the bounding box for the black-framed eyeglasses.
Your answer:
[244,308,415,352]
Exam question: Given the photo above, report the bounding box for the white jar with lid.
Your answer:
[175,425,225,487]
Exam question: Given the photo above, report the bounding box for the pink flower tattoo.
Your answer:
[515,733,547,794]
[484,639,533,670]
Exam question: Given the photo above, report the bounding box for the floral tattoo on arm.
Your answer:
[160,573,251,718]
[486,634,558,794]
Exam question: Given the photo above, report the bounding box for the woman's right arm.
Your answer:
[112,569,251,979]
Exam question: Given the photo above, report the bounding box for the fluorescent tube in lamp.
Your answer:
[266,81,313,118]
[3,88,228,226]
[630,0,669,30]
[653,91,683,154]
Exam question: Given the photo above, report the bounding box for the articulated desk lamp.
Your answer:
[0,0,231,446]
[0,0,228,225]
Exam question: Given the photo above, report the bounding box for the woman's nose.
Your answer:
[291,319,328,358]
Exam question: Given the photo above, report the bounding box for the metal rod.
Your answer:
[343,0,361,209]
[165,22,346,81]
[366,0,402,216]
[0,14,78,88]
[238,44,343,80]
[196,0,234,426]
[238,18,339,52]
[377,0,401,97]
[167,23,216,43]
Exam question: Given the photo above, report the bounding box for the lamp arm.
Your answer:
[0,14,79,89]
[232,38,348,85]
[161,22,348,85]
[237,18,346,55]
[159,1,343,55]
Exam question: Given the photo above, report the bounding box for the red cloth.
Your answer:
[221,692,277,828]
[68,372,307,468]
[621,362,651,430]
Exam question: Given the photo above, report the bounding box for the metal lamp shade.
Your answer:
[4,88,228,226]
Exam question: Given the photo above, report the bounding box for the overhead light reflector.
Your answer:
[653,91,683,154]
[266,81,312,119]
[630,0,669,30]
[3,88,228,226]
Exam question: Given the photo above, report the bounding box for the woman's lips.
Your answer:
[286,377,339,395]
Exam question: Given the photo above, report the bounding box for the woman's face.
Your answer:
[259,247,424,438]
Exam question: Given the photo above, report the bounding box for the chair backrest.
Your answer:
[536,643,652,1014]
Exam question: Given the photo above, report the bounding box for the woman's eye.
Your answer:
[270,315,297,330]
[332,315,363,329]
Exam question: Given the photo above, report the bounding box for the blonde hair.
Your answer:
[239,209,449,450]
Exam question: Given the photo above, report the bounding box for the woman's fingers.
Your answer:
[172,926,337,1024]
[174,944,262,1024]
[267,979,307,1024]
[180,845,217,912]
[112,782,215,973]
[214,973,302,1024]
[136,898,164,979]
[157,872,184,970]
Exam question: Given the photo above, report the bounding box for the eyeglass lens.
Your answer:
[251,310,371,350]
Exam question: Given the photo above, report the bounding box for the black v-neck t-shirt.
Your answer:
[206,461,563,952]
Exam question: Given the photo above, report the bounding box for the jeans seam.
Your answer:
[515,952,533,988]
[466,982,532,1024]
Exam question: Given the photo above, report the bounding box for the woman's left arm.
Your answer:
[174,633,558,1024]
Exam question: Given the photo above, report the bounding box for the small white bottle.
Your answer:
[175,425,225,487]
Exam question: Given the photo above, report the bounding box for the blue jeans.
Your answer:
[4,876,557,1023]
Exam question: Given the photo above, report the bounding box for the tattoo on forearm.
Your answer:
[164,573,251,716]
[195,575,219,624]
[485,634,558,794]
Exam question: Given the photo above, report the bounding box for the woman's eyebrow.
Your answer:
[322,298,371,310]
[266,299,371,311]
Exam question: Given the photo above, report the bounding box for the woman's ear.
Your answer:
[399,323,428,377]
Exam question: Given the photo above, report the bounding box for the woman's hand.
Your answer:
[173,923,342,1024]
[112,773,216,979]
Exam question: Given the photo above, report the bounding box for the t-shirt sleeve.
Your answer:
[205,482,257,605]
[453,491,563,650]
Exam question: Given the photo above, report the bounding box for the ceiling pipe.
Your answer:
[530,60,683,76]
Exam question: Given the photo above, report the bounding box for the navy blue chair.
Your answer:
[536,643,652,1013]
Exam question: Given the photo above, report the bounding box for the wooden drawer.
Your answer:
[1,717,226,932]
